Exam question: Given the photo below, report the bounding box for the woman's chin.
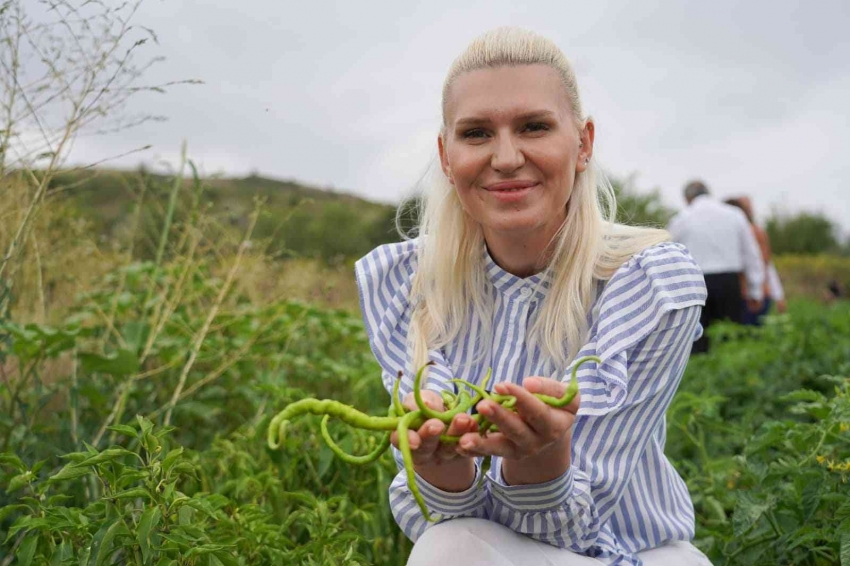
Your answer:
[480,214,543,236]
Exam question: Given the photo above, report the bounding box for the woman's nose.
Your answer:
[490,134,525,173]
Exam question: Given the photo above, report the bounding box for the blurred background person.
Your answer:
[825,279,846,304]
[668,181,765,353]
[767,263,787,314]
[725,196,787,323]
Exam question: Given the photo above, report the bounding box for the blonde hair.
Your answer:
[404,27,670,375]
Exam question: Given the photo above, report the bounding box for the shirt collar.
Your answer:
[483,245,550,302]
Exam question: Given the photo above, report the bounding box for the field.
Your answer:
[1,170,849,566]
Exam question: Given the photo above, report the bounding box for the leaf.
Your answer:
[0,504,29,522]
[7,471,33,494]
[122,321,149,353]
[842,533,850,566]
[0,453,26,472]
[317,445,334,479]
[162,447,184,474]
[107,487,149,500]
[137,506,161,564]
[183,544,233,557]
[31,459,49,475]
[46,494,75,506]
[213,550,240,566]
[781,389,826,403]
[73,448,137,468]
[732,492,775,537]
[16,534,38,566]
[51,540,72,566]
[80,348,139,376]
[137,415,154,435]
[88,520,129,566]
[60,451,94,463]
[801,475,823,523]
[106,424,138,438]
[47,463,92,484]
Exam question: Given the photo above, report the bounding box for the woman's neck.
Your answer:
[484,225,562,278]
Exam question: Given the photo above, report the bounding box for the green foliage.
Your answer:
[610,176,675,229]
[0,245,407,563]
[668,302,850,565]
[766,212,841,255]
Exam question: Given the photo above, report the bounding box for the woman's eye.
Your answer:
[524,122,550,133]
[462,129,487,139]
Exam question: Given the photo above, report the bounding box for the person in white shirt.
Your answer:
[667,181,765,352]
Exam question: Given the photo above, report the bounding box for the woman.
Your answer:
[355,28,710,566]
[725,197,786,322]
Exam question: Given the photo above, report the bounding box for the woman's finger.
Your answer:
[402,390,444,413]
[457,431,517,460]
[475,397,536,447]
[493,382,555,438]
[390,428,422,451]
[416,419,445,455]
[438,413,477,459]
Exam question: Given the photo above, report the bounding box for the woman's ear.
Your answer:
[576,120,595,173]
[437,133,454,184]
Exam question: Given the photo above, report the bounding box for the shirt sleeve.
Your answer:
[767,262,785,301]
[354,240,489,541]
[484,243,707,557]
[666,212,684,242]
[736,211,766,301]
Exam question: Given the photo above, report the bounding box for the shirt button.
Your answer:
[520,287,532,297]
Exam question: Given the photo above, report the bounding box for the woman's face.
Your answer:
[439,64,593,242]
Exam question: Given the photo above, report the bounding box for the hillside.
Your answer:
[49,168,403,263]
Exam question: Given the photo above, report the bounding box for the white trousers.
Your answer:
[406,518,713,566]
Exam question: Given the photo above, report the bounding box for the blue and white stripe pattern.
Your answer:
[354,240,707,566]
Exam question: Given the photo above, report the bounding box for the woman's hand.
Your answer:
[457,377,580,485]
[389,389,478,492]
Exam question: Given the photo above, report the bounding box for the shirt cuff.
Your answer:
[749,287,765,301]
[487,460,575,512]
[413,462,487,516]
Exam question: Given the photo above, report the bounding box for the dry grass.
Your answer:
[1,176,125,325]
[774,254,850,300]
[224,255,359,313]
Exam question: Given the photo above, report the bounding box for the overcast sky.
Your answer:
[62,0,850,233]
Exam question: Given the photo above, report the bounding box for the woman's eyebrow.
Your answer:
[454,110,557,128]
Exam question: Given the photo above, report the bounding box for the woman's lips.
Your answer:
[483,181,539,201]
[485,180,538,191]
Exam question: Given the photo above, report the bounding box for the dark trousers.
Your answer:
[693,272,743,354]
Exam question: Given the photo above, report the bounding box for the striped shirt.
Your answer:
[354,240,707,566]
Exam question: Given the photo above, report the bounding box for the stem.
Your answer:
[32,231,45,323]
[141,142,187,321]
[162,200,261,426]
[765,511,784,538]
[70,345,79,449]
[727,532,778,562]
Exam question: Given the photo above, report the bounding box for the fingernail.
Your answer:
[430,424,441,434]
[478,403,492,417]
[461,439,474,449]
